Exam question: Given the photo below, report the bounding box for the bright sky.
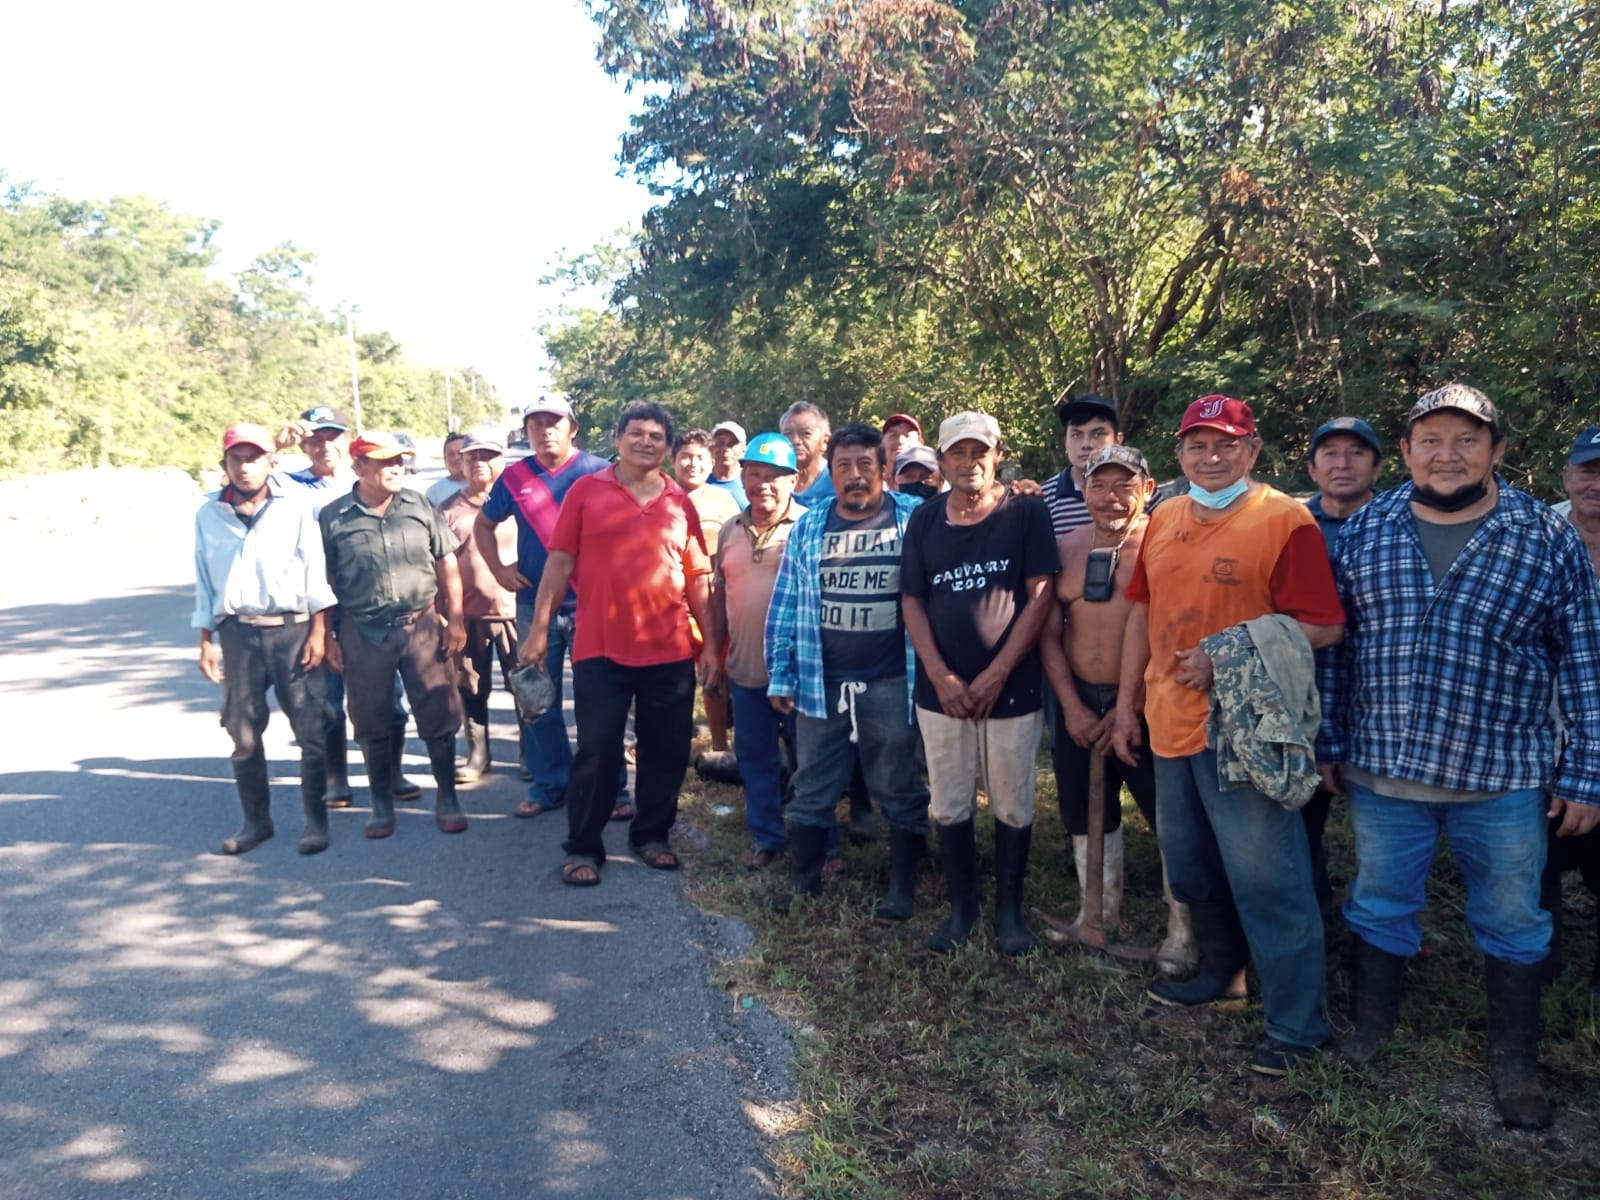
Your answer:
[7,0,655,410]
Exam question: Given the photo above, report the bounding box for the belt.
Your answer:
[234,611,311,628]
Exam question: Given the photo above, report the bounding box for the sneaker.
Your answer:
[1248,1038,1321,1077]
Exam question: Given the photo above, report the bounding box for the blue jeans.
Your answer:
[1344,780,1550,965]
[730,682,792,851]
[1155,749,1329,1048]
[516,603,630,811]
[788,677,928,837]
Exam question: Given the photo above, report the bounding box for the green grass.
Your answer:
[675,741,1600,1199]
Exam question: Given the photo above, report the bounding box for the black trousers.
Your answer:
[457,617,519,724]
[219,618,331,789]
[1051,677,1157,836]
[564,657,695,865]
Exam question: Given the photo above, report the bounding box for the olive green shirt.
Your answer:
[320,485,460,645]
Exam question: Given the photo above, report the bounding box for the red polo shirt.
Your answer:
[549,467,711,666]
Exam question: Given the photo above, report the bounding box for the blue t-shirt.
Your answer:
[278,468,356,520]
[707,473,748,508]
[482,450,611,611]
[795,471,836,506]
[818,502,905,684]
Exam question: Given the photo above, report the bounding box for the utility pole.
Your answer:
[343,305,364,434]
[444,369,455,432]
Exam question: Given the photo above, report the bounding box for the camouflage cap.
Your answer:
[1083,444,1150,479]
[1407,384,1499,434]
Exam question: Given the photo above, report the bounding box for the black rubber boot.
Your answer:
[773,824,830,914]
[929,818,980,954]
[222,757,274,854]
[992,821,1038,956]
[1485,956,1553,1130]
[873,827,924,924]
[456,719,491,784]
[324,720,353,808]
[390,723,423,802]
[298,783,330,856]
[1147,900,1249,1006]
[362,738,396,839]
[1339,937,1406,1064]
[427,736,468,833]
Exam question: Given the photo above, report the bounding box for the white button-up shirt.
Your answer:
[192,478,337,631]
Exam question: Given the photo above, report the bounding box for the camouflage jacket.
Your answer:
[1200,614,1321,810]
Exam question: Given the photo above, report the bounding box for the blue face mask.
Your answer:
[1188,477,1250,510]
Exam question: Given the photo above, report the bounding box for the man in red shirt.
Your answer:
[520,401,718,886]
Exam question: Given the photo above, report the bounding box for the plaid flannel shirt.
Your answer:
[764,489,921,721]
[1317,480,1600,806]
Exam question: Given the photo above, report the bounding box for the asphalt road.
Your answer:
[0,468,792,1199]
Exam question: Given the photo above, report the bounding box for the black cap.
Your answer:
[1310,417,1381,458]
[1055,392,1118,429]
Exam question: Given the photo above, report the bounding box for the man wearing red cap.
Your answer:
[1111,394,1345,1075]
[321,432,469,838]
[881,413,923,488]
[193,424,338,856]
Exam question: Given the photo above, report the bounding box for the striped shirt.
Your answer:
[1317,480,1600,806]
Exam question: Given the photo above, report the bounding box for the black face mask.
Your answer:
[898,482,938,500]
[1412,477,1490,512]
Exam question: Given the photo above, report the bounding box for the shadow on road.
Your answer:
[0,585,215,717]
[0,762,786,1199]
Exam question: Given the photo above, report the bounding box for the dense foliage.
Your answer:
[547,0,1600,491]
[0,180,502,478]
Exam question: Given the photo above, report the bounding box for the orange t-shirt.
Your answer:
[549,468,712,667]
[1125,485,1343,757]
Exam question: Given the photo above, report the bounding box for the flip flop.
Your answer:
[515,799,559,819]
[636,844,679,871]
[561,856,601,886]
[609,802,636,823]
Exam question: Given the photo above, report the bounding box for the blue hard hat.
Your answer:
[740,432,797,473]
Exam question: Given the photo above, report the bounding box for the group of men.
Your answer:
[193,382,1599,1130]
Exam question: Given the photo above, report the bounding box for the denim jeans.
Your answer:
[788,677,929,836]
[564,657,694,865]
[1344,779,1550,965]
[730,682,792,851]
[1154,749,1329,1048]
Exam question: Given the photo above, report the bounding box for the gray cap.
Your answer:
[893,445,938,477]
[524,393,576,421]
[1407,384,1499,434]
[461,432,505,455]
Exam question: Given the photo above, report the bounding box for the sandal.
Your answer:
[741,845,779,871]
[637,844,680,871]
[561,856,601,886]
[609,802,636,823]
[515,799,559,819]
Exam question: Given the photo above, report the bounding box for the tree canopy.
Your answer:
[0,179,503,478]
[548,0,1600,491]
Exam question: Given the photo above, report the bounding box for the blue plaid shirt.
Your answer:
[764,490,922,721]
[1317,480,1600,806]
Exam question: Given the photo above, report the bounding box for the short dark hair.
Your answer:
[443,431,467,446]
[672,428,713,455]
[825,421,887,467]
[614,400,676,446]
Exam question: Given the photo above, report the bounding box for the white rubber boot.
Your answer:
[1156,856,1197,975]
[1101,826,1125,935]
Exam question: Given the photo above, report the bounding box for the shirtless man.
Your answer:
[1042,445,1191,970]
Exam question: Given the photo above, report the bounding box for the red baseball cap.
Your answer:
[1178,394,1256,437]
[882,412,922,435]
[221,424,276,455]
[349,431,414,461]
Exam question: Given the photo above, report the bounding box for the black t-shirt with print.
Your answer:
[819,502,906,684]
[901,491,1061,717]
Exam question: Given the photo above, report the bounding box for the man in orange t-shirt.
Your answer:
[521,401,717,886]
[1111,395,1345,1076]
